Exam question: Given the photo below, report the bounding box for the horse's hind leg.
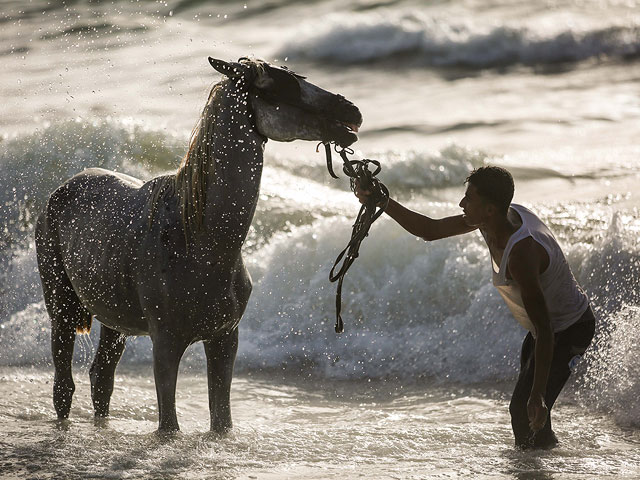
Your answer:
[90,324,126,417]
[36,210,91,419]
[46,289,89,418]
[50,320,77,418]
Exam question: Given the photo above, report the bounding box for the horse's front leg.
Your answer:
[151,332,188,432]
[204,327,238,433]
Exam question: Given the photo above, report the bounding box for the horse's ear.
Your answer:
[259,64,302,100]
[208,57,244,78]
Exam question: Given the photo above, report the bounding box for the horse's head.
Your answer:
[209,57,362,147]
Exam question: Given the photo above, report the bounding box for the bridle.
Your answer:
[319,142,389,333]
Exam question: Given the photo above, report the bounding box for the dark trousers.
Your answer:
[509,306,596,448]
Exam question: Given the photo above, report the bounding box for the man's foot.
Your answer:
[515,430,558,450]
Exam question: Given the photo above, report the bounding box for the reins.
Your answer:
[318,142,389,333]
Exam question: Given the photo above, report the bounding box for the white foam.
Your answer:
[577,304,640,427]
[368,145,490,191]
[0,121,177,236]
[239,212,523,381]
[0,302,52,366]
[237,200,639,394]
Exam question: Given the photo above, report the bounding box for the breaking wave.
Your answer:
[1,120,638,427]
[276,11,640,68]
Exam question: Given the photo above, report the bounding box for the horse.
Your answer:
[35,57,362,432]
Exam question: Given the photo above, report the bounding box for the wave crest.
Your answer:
[276,11,640,68]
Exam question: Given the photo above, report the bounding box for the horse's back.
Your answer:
[48,167,148,223]
[38,168,154,330]
[59,167,144,201]
[40,167,150,254]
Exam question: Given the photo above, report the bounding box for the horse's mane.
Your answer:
[177,81,225,233]
[147,81,225,236]
[148,59,268,237]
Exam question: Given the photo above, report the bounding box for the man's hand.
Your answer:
[527,392,548,432]
[353,179,368,204]
[353,179,371,205]
[353,180,382,207]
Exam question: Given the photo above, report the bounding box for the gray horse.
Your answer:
[35,57,362,432]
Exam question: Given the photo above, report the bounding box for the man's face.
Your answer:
[459,183,491,227]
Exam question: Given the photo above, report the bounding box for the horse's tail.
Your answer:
[35,185,92,335]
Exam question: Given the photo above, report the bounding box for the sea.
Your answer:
[1,0,639,478]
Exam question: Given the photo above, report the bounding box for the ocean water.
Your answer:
[1,0,640,478]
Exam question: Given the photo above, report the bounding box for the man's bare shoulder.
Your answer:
[509,236,548,278]
[510,236,538,257]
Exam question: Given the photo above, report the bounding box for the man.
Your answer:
[355,165,595,449]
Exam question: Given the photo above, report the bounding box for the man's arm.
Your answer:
[508,237,553,432]
[355,189,476,241]
[383,199,476,240]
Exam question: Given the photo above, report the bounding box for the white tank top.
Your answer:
[484,204,589,335]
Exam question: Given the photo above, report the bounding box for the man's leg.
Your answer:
[510,330,562,449]
[510,309,596,448]
[510,333,536,447]
[532,309,596,447]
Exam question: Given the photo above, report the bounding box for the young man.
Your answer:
[356,166,595,449]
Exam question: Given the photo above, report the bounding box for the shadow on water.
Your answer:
[7,416,216,479]
[502,448,557,480]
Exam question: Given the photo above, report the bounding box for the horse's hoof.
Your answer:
[94,416,110,428]
[93,406,110,418]
[53,418,71,431]
[205,428,234,442]
[154,428,181,442]
[210,423,233,436]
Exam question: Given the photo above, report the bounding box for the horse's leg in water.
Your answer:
[90,324,126,417]
[44,287,89,418]
[36,213,91,419]
[204,328,238,433]
[49,320,78,418]
[151,331,188,432]
[46,286,90,418]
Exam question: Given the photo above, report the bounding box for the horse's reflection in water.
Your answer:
[36,57,362,433]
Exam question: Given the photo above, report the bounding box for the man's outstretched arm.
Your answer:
[355,187,476,241]
[384,199,476,240]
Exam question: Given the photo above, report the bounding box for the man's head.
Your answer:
[459,166,514,226]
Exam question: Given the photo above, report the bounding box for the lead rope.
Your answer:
[318,142,389,333]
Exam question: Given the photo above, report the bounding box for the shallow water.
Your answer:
[2,366,639,479]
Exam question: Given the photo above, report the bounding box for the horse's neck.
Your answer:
[202,81,266,249]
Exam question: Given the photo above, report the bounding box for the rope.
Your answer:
[318,142,389,333]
